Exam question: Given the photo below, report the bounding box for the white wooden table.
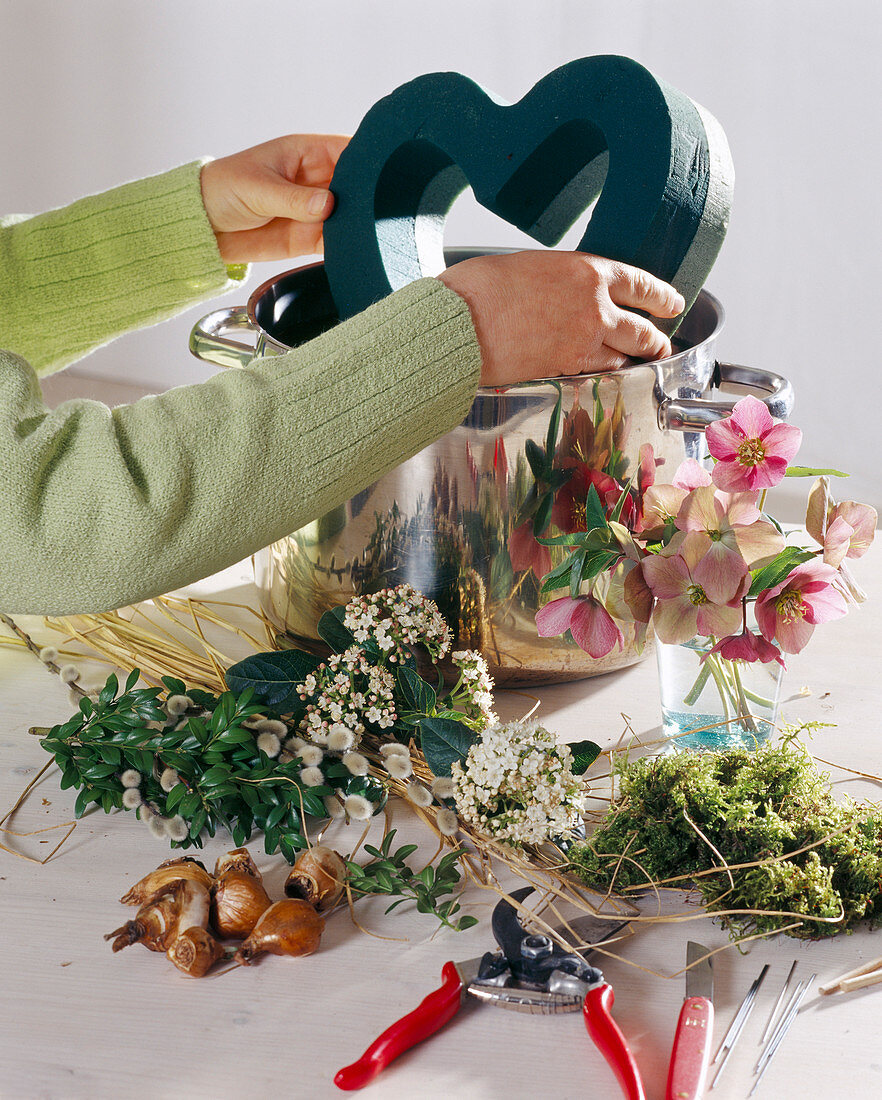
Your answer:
[2,544,881,1100]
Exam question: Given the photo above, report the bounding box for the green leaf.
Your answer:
[583,483,608,533]
[532,491,553,538]
[226,649,321,711]
[568,549,587,598]
[265,802,289,830]
[278,832,306,863]
[300,789,330,818]
[748,547,818,598]
[98,674,119,705]
[396,666,437,716]
[124,669,140,692]
[160,675,187,695]
[73,788,96,818]
[784,465,849,478]
[525,438,547,479]
[544,382,564,457]
[215,727,256,747]
[536,531,589,547]
[83,762,118,781]
[607,472,636,526]
[201,764,233,787]
[568,739,603,775]
[317,606,357,652]
[420,717,478,778]
[59,767,80,791]
[164,783,187,813]
[189,809,207,840]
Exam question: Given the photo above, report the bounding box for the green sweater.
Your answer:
[0,161,482,616]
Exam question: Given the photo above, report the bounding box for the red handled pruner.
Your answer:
[335,886,646,1099]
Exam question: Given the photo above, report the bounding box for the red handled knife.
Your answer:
[665,941,714,1100]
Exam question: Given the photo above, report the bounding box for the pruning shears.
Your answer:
[335,886,645,1099]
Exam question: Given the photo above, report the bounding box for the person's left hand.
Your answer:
[200,134,349,263]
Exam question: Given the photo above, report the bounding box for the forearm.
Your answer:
[0,161,243,376]
[0,277,481,616]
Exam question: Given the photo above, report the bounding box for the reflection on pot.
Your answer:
[257,367,686,686]
[198,261,794,686]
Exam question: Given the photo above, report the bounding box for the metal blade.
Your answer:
[686,941,714,1000]
[559,912,631,951]
[451,955,484,989]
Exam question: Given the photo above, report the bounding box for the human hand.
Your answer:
[437,251,685,387]
[200,134,349,263]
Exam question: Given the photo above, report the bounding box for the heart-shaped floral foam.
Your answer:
[324,55,733,333]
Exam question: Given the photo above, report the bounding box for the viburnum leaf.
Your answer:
[420,717,478,777]
[226,649,321,711]
[568,739,603,775]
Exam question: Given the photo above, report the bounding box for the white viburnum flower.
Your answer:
[450,650,497,727]
[450,719,584,847]
[295,647,396,748]
[342,584,452,662]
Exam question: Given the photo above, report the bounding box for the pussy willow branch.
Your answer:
[0,612,87,699]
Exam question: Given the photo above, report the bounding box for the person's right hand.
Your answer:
[437,250,685,387]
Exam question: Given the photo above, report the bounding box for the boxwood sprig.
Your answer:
[37,669,382,862]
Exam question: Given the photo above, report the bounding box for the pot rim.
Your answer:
[245,247,726,388]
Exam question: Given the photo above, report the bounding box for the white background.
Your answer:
[1,0,879,518]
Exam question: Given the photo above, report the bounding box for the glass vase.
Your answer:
[655,627,784,752]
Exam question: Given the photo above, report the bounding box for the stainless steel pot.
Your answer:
[191,249,793,685]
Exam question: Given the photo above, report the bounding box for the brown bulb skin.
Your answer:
[234,899,324,965]
[211,871,272,938]
[167,927,225,977]
[284,845,346,913]
[119,856,212,907]
[214,847,261,880]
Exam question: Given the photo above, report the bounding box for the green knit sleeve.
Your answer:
[0,161,244,375]
[0,277,482,616]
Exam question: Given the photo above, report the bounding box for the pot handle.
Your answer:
[188,306,258,369]
[658,362,794,432]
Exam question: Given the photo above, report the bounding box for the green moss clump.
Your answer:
[569,737,882,938]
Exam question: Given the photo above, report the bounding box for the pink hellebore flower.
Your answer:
[676,485,785,569]
[754,560,848,654]
[642,532,749,644]
[641,459,713,531]
[805,478,877,567]
[706,395,802,492]
[535,595,624,659]
[674,458,714,491]
[705,629,786,668]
